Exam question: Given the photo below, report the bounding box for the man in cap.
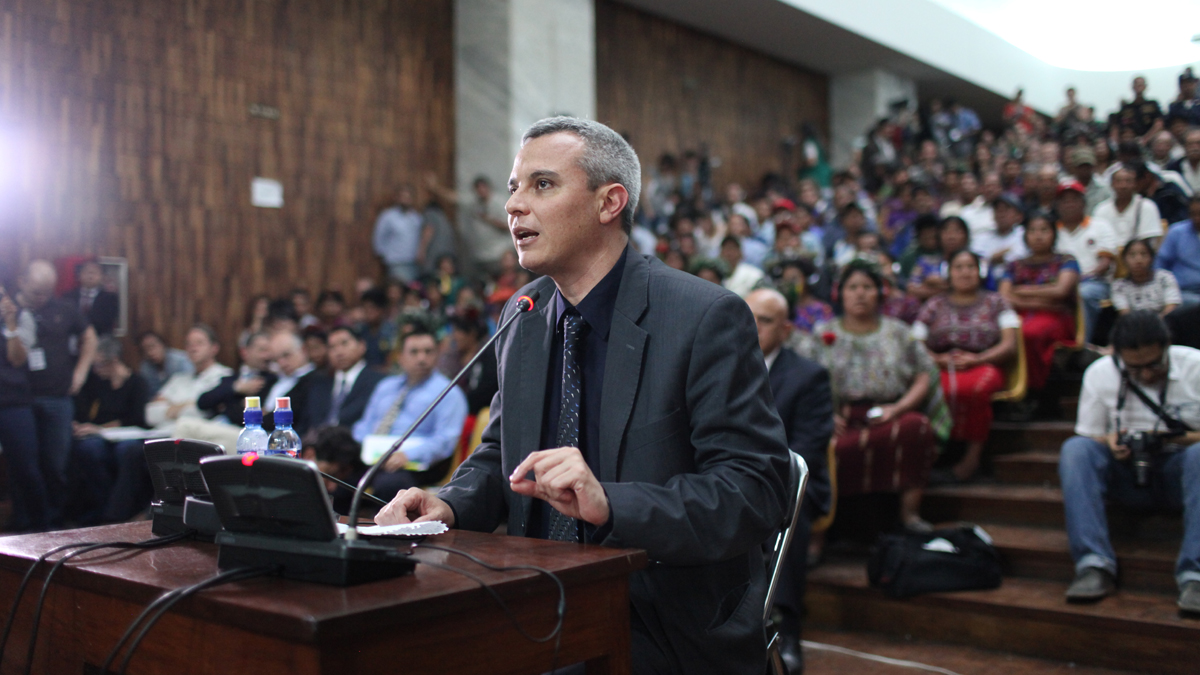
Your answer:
[1069,146,1112,215]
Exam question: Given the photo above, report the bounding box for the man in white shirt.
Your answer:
[145,325,233,430]
[1092,166,1164,248]
[1056,182,1120,342]
[720,236,766,298]
[1059,311,1200,614]
[971,195,1027,284]
[960,172,999,237]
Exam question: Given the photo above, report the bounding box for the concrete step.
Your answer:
[807,559,1199,674]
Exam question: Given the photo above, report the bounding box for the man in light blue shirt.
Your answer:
[372,184,426,282]
[353,327,467,501]
[1156,199,1200,307]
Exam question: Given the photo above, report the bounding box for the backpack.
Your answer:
[867,524,1002,598]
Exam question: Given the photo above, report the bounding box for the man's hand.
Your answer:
[375,488,455,526]
[872,404,900,426]
[166,403,188,420]
[509,447,610,526]
[0,294,18,329]
[234,377,266,395]
[1106,432,1130,461]
[73,422,102,438]
[69,368,88,395]
[383,451,409,473]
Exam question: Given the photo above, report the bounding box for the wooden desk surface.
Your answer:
[0,522,646,674]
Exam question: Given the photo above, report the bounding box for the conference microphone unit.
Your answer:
[199,290,540,585]
[344,289,540,538]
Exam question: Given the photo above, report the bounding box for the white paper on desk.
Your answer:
[337,521,448,537]
[98,427,172,442]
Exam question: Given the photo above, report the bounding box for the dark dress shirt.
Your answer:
[529,250,627,540]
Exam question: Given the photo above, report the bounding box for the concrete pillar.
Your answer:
[455,0,596,193]
[829,69,917,169]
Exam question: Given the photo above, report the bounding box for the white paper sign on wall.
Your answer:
[251,178,284,208]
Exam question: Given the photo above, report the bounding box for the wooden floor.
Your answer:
[808,372,1198,675]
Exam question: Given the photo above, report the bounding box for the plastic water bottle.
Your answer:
[267,396,301,458]
[236,396,269,456]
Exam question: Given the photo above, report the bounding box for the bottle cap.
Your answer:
[245,396,261,410]
[276,397,290,410]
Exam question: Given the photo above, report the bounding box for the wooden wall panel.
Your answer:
[0,0,454,360]
[596,1,828,196]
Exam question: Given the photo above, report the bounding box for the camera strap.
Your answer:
[1118,369,1193,435]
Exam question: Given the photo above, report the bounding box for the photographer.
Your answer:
[1059,310,1200,613]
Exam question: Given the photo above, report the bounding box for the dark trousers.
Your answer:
[104,439,153,523]
[32,396,74,527]
[70,435,117,525]
[0,406,51,532]
[774,499,815,640]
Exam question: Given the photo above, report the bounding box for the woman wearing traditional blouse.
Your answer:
[1111,239,1181,317]
[999,213,1080,393]
[914,250,1020,483]
[907,216,971,301]
[801,261,950,532]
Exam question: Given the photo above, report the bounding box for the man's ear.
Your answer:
[597,183,629,227]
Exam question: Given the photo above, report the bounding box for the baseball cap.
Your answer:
[1056,180,1086,197]
[1068,146,1096,167]
[772,198,796,213]
[993,193,1024,211]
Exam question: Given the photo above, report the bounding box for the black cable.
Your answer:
[19,531,191,675]
[317,470,388,506]
[417,543,565,672]
[111,565,277,675]
[0,541,100,664]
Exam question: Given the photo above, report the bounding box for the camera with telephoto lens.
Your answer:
[1120,431,1164,487]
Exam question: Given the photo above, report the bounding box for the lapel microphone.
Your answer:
[344,289,541,537]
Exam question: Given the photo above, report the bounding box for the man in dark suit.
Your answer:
[376,117,791,674]
[302,325,385,433]
[747,288,833,675]
[196,331,277,427]
[63,260,119,336]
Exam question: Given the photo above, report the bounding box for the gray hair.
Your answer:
[96,336,124,363]
[522,117,641,234]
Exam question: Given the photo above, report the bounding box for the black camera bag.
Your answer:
[867,525,1002,598]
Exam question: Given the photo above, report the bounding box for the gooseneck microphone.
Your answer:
[344,290,541,538]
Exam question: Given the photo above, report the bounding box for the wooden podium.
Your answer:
[0,522,646,674]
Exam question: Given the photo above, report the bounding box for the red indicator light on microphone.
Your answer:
[241,453,258,466]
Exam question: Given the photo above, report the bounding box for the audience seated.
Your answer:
[302,325,385,432]
[352,327,467,502]
[302,326,330,374]
[443,313,499,415]
[897,215,941,288]
[971,194,1028,285]
[1055,181,1119,342]
[719,235,766,298]
[1156,196,1200,307]
[798,261,949,532]
[266,330,318,433]
[69,337,150,525]
[774,258,832,334]
[177,330,277,451]
[1059,311,1200,614]
[914,250,1020,483]
[1000,214,1081,396]
[358,287,399,368]
[1094,164,1164,247]
[907,216,971,302]
[137,330,193,395]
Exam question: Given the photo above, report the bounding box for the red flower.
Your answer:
[821,331,837,346]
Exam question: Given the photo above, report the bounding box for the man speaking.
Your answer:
[376,117,791,674]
